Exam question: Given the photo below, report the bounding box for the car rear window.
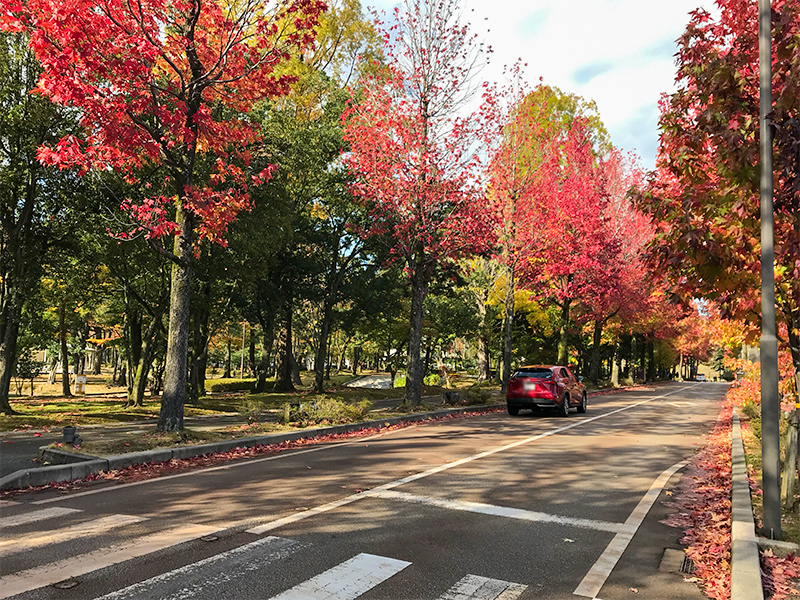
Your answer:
[512,368,552,379]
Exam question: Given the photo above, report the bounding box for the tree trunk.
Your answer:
[125,307,142,399]
[59,303,72,397]
[188,282,211,405]
[291,353,302,386]
[501,264,515,391]
[611,342,621,387]
[405,253,432,405]
[423,342,433,379]
[274,294,295,392]
[223,337,232,378]
[254,315,275,393]
[589,318,603,384]
[248,334,256,378]
[158,204,194,432]
[130,295,168,407]
[557,299,572,366]
[314,302,334,393]
[47,355,58,385]
[647,336,656,382]
[639,334,647,382]
[352,346,361,376]
[0,298,21,413]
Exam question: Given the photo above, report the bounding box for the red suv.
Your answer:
[506,365,587,417]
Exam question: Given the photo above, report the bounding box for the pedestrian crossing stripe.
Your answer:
[436,574,527,600]
[0,513,146,557]
[96,536,302,600]
[0,523,220,599]
[267,552,412,600]
[0,506,80,529]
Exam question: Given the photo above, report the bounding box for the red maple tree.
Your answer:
[483,65,559,389]
[342,0,491,404]
[634,0,800,390]
[1,0,327,430]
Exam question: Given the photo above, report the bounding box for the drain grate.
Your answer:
[680,555,696,575]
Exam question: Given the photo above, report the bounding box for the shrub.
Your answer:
[464,388,491,405]
[423,373,440,386]
[238,398,269,423]
[279,397,373,427]
[209,379,256,393]
[393,374,406,388]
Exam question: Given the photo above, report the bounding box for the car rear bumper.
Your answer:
[507,397,561,409]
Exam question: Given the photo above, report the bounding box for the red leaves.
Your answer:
[0,408,503,498]
[342,0,491,270]
[662,399,733,599]
[3,0,326,246]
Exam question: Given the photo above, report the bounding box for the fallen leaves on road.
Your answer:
[659,399,733,600]
[0,408,504,499]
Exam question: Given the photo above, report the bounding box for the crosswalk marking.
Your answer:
[95,536,302,600]
[0,523,219,599]
[267,553,411,600]
[436,575,527,600]
[370,489,623,533]
[0,506,80,529]
[0,513,146,557]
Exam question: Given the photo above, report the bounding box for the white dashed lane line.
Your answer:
[368,489,623,533]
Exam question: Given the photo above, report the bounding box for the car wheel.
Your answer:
[507,405,520,416]
[577,392,587,414]
[559,394,570,417]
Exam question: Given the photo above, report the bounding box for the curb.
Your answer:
[731,410,764,600]
[0,383,672,493]
[0,404,506,491]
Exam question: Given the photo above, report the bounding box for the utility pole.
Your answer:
[759,0,782,539]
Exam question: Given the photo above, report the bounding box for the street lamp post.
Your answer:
[759,0,782,539]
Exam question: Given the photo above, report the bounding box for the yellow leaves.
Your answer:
[309,201,329,220]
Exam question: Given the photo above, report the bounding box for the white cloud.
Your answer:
[366,0,715,170]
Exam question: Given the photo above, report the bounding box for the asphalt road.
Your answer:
[0,382,724,600]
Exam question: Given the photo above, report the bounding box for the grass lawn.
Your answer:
[2,371,501,433]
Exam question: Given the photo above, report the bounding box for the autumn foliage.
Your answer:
[1,0,326,243]
[635,0,800,386]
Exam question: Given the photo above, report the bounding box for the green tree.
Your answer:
[0,32,75,413]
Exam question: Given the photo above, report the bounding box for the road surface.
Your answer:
[0,382,723,599]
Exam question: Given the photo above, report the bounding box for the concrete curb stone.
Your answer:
[0,404,505,491]
[0,385,667,492]
[731,410,764,600]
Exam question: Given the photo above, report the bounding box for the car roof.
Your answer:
[517,365,562,370]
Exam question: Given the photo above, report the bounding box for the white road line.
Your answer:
[0,523,219,599]
[0,499,19,508]
[95,536,301,600]
[0,506,80,528]
[436,574,527,600]
[267,552,411,600]
[248,385,695,535]
[31,427,411,506]
[369,490,623,533]
[573,460,688,599]
[33,384,698,507]
[0,513,146,557]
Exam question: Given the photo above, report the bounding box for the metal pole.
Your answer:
[759,0,782,539]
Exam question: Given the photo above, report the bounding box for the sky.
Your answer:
[366,0,716,171]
